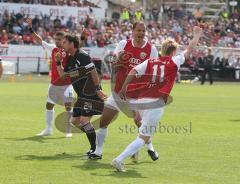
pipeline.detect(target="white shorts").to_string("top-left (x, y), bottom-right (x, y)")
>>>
top-left (105, 92), bottom-right (128, 111)
top-left (47, 84), bottom-right (74, 105)
top-left (138, 107), bottom-right (164, 136)
top-left (106, 93), bottom-right (165, 136)
top-left (105, 93), bottom-right (165, 111)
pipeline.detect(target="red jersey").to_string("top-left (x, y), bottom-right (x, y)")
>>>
top-left (114, 39), bottom-right (158, 93)
top-left (51, 48), bottom-right (71, 86)
top-left (126, 53), bottom-right (185, 99)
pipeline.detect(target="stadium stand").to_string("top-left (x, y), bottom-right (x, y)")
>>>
top-left (0, 0), bottom-right (239, 80)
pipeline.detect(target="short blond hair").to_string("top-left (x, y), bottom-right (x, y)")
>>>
top-left (160, 39), bottom-right (179, 56)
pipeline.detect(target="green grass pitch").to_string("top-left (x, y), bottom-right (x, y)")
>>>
top-left (0, 76), bottom-right (240, 184)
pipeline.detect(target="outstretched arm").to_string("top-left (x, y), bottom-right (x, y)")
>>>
top-left (184, 26), bottom-right (202, 58)
top-left (25, 18), bottom-right (42, 45)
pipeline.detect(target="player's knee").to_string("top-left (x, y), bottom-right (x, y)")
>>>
top-left (46, 103), bottom-right (54, 110)
top-left (134, 120), bottom-right (142, 128)
top-left (64, 102), bottom-right (72, 112)
top-left (139, 134), bottom-right (150, 144)
top-left (99, 117), bottom-right (108, 128)
top-left (99, 108), bottom-right (118, 128)
top-left (70, 117), bottom-right (79, 126)
top-left (65, 106), bottom-right (72, 112)
top-left (99, 114), bottom-right (114, 128)
top-left (79, 122), bottom-right (95, 133)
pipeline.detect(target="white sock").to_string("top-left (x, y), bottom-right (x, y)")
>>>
top-left (66, 111), bottom-right (72, 123)
top-left (66, 111), bottom-right (72, 133)
top-left (94, 128), bottom-right (107, 155)
top-left (145, 139), bottom-right (154, 151)
top-left (45, 109), bottom-right (54, 130)
top-left (115, 137), bottom-right (145, 163)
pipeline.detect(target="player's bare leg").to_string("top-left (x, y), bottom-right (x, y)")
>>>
top-left (64, 102), bottom-right (73, 138)
top-left (37, 102), bottom-right (55, 136)
top-left (89, 106), bottom-right (118, 159)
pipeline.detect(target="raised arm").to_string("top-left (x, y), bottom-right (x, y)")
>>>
top-left (184, 26), bottom-right (203, 58)
top-left (25, 18), bottom-right (42, 45)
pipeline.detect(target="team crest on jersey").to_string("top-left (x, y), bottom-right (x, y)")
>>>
top-left (140, 52), bottom-right (147, 60)
top-left (62, 52), bottom-right (66, 58)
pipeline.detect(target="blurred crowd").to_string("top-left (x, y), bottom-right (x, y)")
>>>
top-left (0, 3), bottom-right (240, 49)
top-left (0, 1), bottom-right (239, 80)
top-left (182, 50), bottom-right (240, 81)
top-left (0, 0), bottom-right (96, 7)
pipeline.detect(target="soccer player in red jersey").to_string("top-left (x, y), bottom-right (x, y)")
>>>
top-left (112, 26), bottom-right (203, 172)
top-left (26, 18), bottom-right (73, 137)
top-left (89, 21), bottom-right (159, 160)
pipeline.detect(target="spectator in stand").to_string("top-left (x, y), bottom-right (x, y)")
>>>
top-left (201, 48), bottom-right (214, 85)
top-left (112, 10), bottom-right (121, 23)
top-left (9, 34), bottom-right (19, 44)
top-left (41, 12), bottom-right (52, 32)
top-left (23, 33), bottom-right (33, 44)
top-left (121, 8), bottom-right (130, 23)
top-left (1, 30), bottom-right (9, 45)
top-left (32, 15), bottom-right (41, 31)
top-left (151, 5), bottom-right (160, 22)
top-left (174, 5), bottom-right (185, 20)
top-left (135, 8), bottom-right (144, 21)
top-left (53, 16), bottom-right (61, 29)
top-left (194, 7), bottom-right (203, 22)
top-left (66, 16), bottom-right (74, 31)
top-left (96, 32), bottom-right (106, 48)
top-left (233, 58), bottom-right (240, 80)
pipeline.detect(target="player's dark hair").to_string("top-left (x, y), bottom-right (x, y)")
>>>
top-left (132, 21), bottom-right (145, 30)
top-left (55, 31), bottom-right (65, 37)
top-left (64, 34), bottom-right (80, 48)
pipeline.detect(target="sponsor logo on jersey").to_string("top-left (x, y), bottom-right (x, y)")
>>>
top-left (62, 51), bottom-right (66, 58)
top-left (129, 57), bottom-right (142, 65)
top-left (140, 52), bottom-right (147, 59)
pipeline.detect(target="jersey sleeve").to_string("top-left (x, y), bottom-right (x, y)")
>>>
top-left (42, 41), bottom-right (56, 52)
top-left (134, 59), bottom-right (149, 77)
top-left (114, 40), bottom-right (127, 55)
top-left (150, 46), bottom-right (159, 59)
top-left (172, 51), bottom-right (185, 69)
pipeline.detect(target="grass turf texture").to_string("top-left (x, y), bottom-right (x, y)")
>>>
top-left (0, 75), bottom-right (240, 184)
